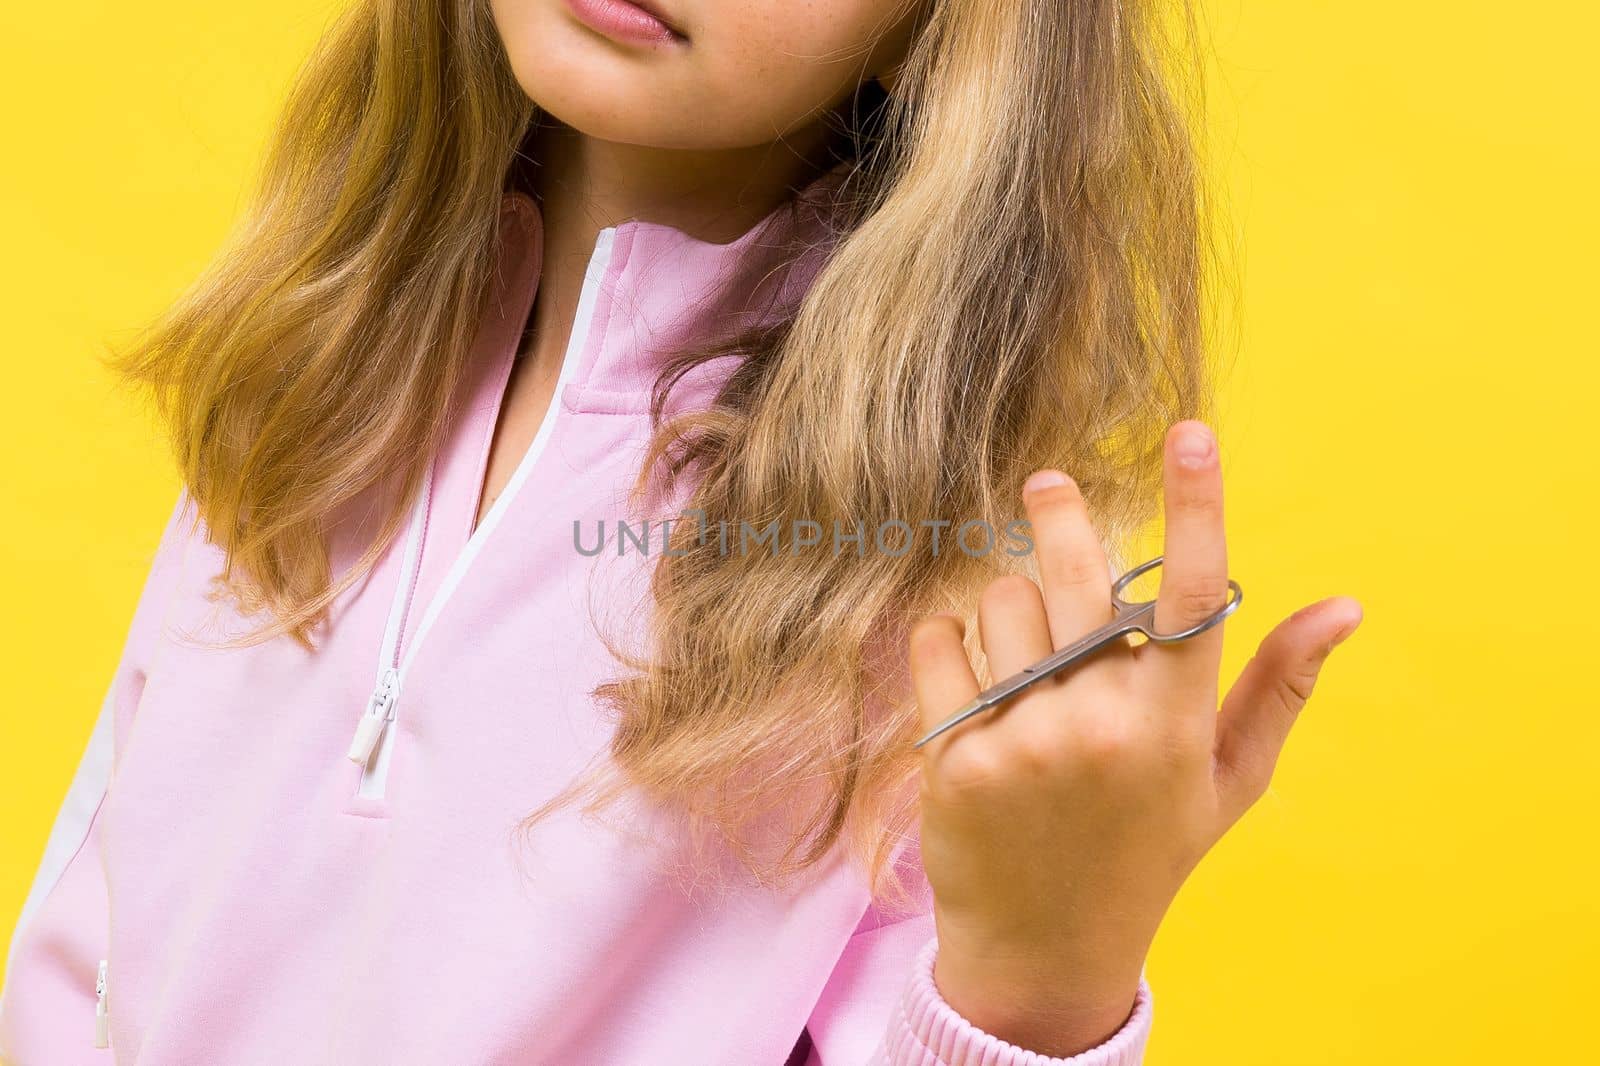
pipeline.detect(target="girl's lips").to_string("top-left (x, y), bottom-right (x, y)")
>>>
top-left (563, 0), bottom-right (686, 47)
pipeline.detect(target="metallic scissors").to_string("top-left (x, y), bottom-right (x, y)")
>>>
top-left (913, 555), bottom-right (1243, 749)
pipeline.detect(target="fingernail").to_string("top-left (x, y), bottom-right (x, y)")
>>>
top-left (1330, 601), bottom-right (1364, 645)
top-left (1307, 598), bottom-right (1363, 652)
top-left (1174, 424), bottom-right (1215, 468)
top-left (1024, 470), bottom-right (1069, 494)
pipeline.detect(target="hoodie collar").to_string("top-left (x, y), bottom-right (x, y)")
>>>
top-left (501, 165), bottom-right (849, 416)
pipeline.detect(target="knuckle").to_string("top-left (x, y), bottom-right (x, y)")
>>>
top-left (1009, 721), bottom-right (1071, 776)
top-left (1049, 554), bottom-right (1106, 590)
top-left (1274, 663), bottom-right (1320, 713)
top-left (1166, 574), bottom-right (1232, 619)
top-left (933, 740), bottom-right (1006, 797)
top-left (1172, 479), bottom-right (1224, 514)
top-left (1072, 712), bottom-right (1141, 767)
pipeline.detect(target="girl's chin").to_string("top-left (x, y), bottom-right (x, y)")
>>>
top-left (523, 91), bottom-right (782, 154)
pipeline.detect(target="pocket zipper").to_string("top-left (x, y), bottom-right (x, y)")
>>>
top-left (94, 957), bottom-right (108, 1048)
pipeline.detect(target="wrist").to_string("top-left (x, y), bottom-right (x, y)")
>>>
top-left (931, 935), bottom-right (1145, 1058)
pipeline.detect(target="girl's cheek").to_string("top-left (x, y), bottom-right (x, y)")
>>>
top-left (704, 0), bottom-right (916, 72)
top-left (702, 3), bottom-right (917, 110)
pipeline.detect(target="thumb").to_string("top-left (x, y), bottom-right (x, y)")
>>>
top-left (1213, 596), bottom-right (1363, 822)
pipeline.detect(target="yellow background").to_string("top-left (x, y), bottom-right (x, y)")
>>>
top-left (1, 2), bottom-right (1594, 1062)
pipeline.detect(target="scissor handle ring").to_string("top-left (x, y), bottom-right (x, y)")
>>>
top-left (1111, 555), bottom-right (1244, 643)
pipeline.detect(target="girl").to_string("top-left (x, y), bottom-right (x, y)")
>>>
top-left (0, 0), bottom-right (1362, 1062)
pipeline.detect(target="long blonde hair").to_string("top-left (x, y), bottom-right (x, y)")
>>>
top-left (113, 0), bottom-right (1220, 892)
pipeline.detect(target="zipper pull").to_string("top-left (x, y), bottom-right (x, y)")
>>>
top-left (94, 958), bottom-right (109, 1048)
top-left (347, 667), bottom-right (400, 764)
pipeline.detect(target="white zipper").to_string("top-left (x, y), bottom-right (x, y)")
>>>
top-left (345, 226), bottom-right (617, 798)
top-left (94, 957), bottom-right (109, 1048)
top-left (345, 468), bottom-right (432, 780)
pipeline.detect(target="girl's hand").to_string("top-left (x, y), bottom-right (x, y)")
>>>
top-left (910, 420), bottom-right (1363, 1057)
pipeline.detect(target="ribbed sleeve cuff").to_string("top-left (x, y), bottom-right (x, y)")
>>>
top-left (879, 939), bottom-right (1153, 1066)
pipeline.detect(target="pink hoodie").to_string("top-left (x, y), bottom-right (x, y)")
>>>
top-left (0, 180), bottom-right (1154, 1065)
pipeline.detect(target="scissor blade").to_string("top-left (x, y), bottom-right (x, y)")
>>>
top-left (911, 617), bottom-right (1141, 749)
top-left (912, 697), bottom-right (995, 749)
